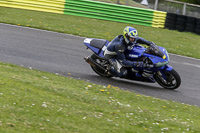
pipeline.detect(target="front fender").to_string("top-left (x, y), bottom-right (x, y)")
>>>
top-left (155, 65), bottom-right (173, 81)
top-left (164, 65), bottom-right (173, 72)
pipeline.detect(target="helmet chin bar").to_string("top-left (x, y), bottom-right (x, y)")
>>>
top-left (125, 34), bottom-right (130, 44)
top-left (125, 37), bottom-right (135, 46)
top-left (125, 33), bottom-right (136, 46)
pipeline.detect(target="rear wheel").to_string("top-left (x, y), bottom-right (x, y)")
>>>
top-left (155, 69), bottom-right (181, 90)
top-left (90, 54), bottom-right (113, 78)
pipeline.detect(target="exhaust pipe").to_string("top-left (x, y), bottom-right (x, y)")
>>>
top-left (84, 57), bottom-right (107, 72)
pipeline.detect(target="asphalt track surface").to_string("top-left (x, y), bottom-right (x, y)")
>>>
top-left (1, 23), bottom-right (200, 106)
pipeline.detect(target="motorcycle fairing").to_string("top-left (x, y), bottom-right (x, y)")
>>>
top-left (125, 45), bottom-right (146, 61)
top-left (143, 46), bottom-right (170, 67)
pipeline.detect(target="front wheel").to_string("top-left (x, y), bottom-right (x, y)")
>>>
top-left (154, 69), bottom-right (181, 90)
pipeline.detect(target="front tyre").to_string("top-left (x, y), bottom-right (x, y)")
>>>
top-left (155, 69), bottom-right (181, 90)
top-left (90, 54), bottom-right (113, 78)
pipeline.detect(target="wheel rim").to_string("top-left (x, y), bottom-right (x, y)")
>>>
top-left (156, 71), bottom-right (177, 89)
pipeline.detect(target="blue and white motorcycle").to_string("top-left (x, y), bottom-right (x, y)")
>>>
top-left (83, 38), bottom-right (181, 89)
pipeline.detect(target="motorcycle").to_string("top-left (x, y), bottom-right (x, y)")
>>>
top-left (83, 38), bottom-right (181, 90)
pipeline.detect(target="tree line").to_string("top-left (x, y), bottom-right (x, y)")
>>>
top-left (173, 0), bottom-right (200, 5)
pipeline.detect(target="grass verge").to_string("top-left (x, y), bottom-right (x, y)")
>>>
top-left (0, 7), bottom-right (200, 59)
top-left (0, 62), bottom-right (200, 132)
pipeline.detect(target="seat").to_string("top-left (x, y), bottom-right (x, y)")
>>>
top-left (90, 39), bottom-right (107, 49)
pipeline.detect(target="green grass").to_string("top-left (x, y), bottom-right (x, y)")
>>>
top-left (0, 62), bottom-right (200, 132)
top-left (0, 7), bottom-right (200, 59)
top-left (0, 5), bottom-right (200, 133)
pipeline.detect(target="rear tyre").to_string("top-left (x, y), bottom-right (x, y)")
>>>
top-left (155, 69), bottom-right (181, 90)
top-left (90, 54), bottom-right (113, 78)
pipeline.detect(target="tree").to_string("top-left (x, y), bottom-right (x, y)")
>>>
top-left (116, 0), bottom-right (120, 4)
top-left (176, 0), bottom-right (200, 5)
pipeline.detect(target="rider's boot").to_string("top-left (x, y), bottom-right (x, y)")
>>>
top-left (109, 59), bottom-right (127, 78)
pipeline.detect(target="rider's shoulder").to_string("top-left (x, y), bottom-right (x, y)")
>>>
top-left (114, 35), bottom-right (123, 40)
top-left (111, 35), bottom-right (121, 42)
top-left (117, 35), bottom-right (123, 38)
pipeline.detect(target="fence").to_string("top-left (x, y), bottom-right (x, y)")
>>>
top-left (134, 0), bottom-right (200, 18)
top-left (0, 0), bottom-right (166, 28)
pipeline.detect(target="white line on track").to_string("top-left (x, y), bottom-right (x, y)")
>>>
top-left (169, 53), bottom-right (200, 61)
top-left (171, 61), bottom-right (200, 69)
top-left (182, 62), bottom-right (200, 69)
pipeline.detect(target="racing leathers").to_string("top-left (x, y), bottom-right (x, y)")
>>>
top-left (104, 35), bottom-right (154, 77)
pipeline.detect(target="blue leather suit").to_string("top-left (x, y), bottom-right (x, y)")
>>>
top-left (104, 35), bottom-right (153, 67)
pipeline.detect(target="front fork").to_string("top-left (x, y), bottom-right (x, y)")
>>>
top-left (156, 65), bottom-right (173, 82)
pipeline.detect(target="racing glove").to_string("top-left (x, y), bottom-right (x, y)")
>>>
top-left (133, 61), bottom-right (154, 68)
top-left (133, 61), bottom-right (144, 68)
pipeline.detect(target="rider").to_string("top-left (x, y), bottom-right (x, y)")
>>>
top-left (104, 26), bottom-right (155, 77)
